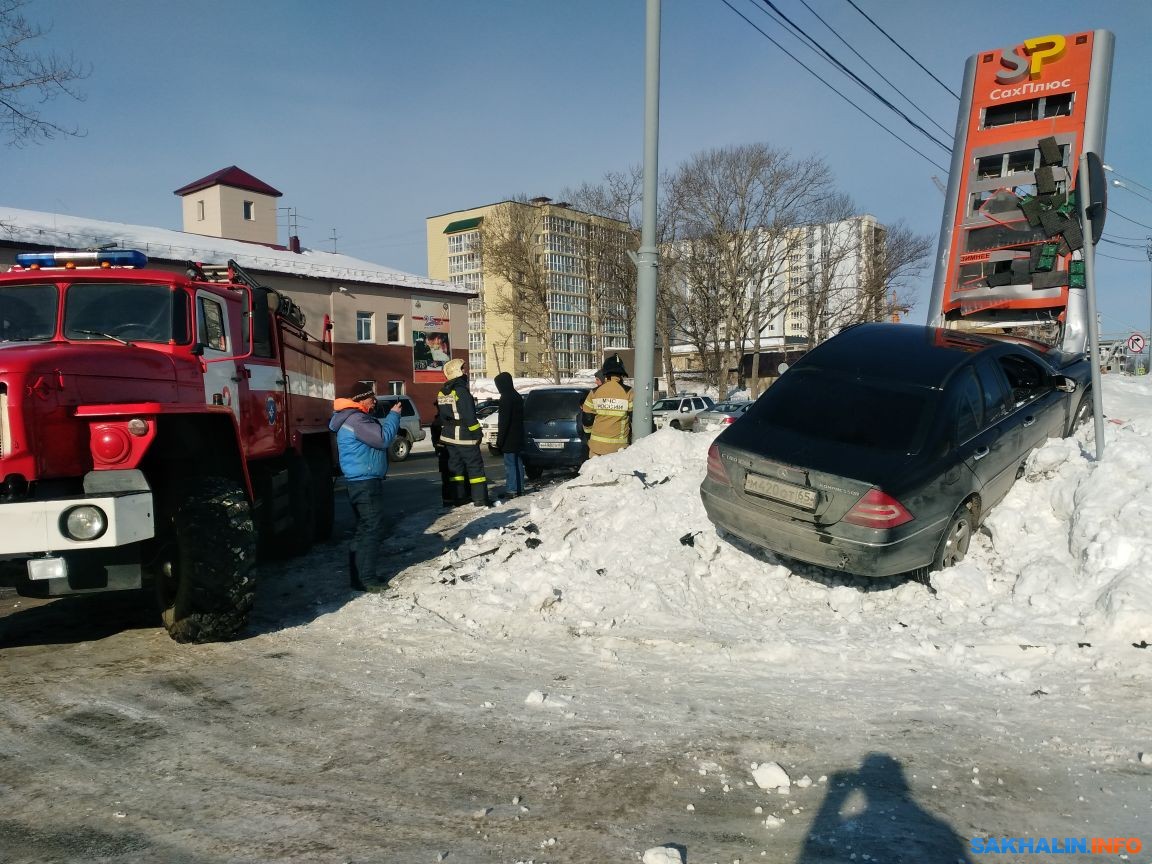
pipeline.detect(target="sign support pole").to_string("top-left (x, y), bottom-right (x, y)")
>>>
top-left (1078, 152), bottom-right (1107, 460)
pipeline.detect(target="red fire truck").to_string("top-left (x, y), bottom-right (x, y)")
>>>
top-left (0, 249), bottom-right (336, 642)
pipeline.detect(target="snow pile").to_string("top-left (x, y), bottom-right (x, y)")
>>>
top-left (391, 377), bottom-right (1152, 679)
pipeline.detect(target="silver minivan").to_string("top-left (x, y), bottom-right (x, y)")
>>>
top-left (372, 395), bottom-right (426, 461)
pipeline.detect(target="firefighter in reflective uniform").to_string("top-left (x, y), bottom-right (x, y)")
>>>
top-left (436, 358), bottom-right (491, 507)
top-left (581, 353), bottom-right (634, 457)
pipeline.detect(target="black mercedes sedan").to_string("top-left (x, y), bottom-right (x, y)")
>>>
top-left (700, 323), bottom-right (1091, 578)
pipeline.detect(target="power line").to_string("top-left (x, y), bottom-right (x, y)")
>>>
top-left (1102, 229), bottom-right (1151, 242)
top-left (1107, 167), bottom-right (1152, 196)
top-left (718, 0), bottom-right (950, 174)
top-left (842, 0), bottom-right (960, 100)
top-left (1101, 236), bottom-right (1148, 250)
top-left (750, 0), bottom-right (952, 153)
top-left (794, 0), bottom-right (953, 139)
top-left (1111, 209), bottom-right (1152, 231)
top-left (1096, 250), bottom-right (1148, 263)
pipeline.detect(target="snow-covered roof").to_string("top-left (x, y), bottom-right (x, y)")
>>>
top-left (0, 206), bottom-right (470, 296)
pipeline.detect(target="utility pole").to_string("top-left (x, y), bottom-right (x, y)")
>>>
top-left (631, 0), bottom-right (661, 441)
top-left (1146, 238), bottom-right (1152, 374)
top-left (329, 229), bottom-right (339, 254)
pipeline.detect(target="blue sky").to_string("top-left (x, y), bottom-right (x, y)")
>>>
top-left (4, 0), bottom-right (1152, 338)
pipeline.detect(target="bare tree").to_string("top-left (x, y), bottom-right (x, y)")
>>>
top-left (1, 0), bottom-right (88, 145)
top-left (859, 219), bottom-right (933, 322)
top-left (666, 143), bottom-right (835, 394)
top-left (789, 194), bottom-right (862, 349)
top-left (788, 204), bottom-right (934, 347)
top-left (565, 167), bottom-right (683, 388)
top-left (478, 197), bottom-right (562, 383)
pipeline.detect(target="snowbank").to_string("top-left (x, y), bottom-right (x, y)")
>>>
top-left (390, 377), bottom-right (1152, 682)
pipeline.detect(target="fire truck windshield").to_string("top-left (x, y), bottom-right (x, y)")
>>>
top-left (64, 283), bottom-right (189, 345)
top-left (0, 284), bottom-right (57, 343)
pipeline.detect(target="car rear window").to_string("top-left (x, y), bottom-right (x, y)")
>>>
top-left (524, 390), bottom-right (587, 422)
top-left (748, 370), bottom-right (935, 453)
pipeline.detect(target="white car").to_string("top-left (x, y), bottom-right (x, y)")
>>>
top-left (480, 409), bottom-right (500, 451)
top-left (695, 400), bottom-right (753, 434)
top-left (651, 394), bottom-right (716, 431)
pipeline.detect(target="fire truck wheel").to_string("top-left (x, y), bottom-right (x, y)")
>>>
top-left (158, 477), bottom-right (257, 644)
top-left (389, 434), bottom-right (411, 462)
top-left (308, 449), bottom-right (335, 542)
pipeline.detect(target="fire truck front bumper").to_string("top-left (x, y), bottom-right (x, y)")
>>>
top-left (0, 491), bottom-right (154, 557)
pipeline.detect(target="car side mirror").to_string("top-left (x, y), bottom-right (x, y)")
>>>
top-left (1053, 375), bottom-right (1077, 393)
top-left (681, 405), bottom-right (691, 413)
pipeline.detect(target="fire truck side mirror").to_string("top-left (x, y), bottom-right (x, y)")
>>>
top-left (190, 342), bottom-right (205, 357)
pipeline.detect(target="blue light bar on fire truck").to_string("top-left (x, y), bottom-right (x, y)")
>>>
top-left (15, 249), bottom-right (148, 269)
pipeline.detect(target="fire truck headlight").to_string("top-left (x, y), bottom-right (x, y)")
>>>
top-left (62, 505), bottom-right (108, 541)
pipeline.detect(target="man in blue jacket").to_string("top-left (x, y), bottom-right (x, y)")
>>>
top-left (330, 386), bottom-right (402, 591)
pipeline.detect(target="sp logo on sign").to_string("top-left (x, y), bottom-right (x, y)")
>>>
top-left (996, 34), bottom-right (1067, 84)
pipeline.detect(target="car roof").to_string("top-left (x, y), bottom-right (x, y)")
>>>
top-left (798, 323), bottom-right (1012, 388)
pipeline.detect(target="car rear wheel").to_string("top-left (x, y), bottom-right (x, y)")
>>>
top-left (525, 465), bottom-right (544, 480)
top-left (390, 433), bottom-right (411, 461)
top-left (932, 499), bottom-right (977, 572)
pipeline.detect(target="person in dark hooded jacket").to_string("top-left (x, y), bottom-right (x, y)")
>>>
top-left (493, 371), bottom-right (526, 497)
top-left (329, 387), bottom-right (402, 590)
top-left (436, 358), bottom-right (490, 507)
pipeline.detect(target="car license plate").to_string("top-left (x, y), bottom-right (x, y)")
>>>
top-left (744, 472), bottom-right (818, 510)
top-left (537, 440), bottom-right (565, 450)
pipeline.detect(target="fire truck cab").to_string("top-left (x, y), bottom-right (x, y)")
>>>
top-left (0, 249), bottom-right (336, 642)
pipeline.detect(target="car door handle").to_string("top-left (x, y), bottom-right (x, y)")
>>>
top-left (972, 445), bottom-right (990, 461)
top-left (1023, 416), bottom-right (1036, 427)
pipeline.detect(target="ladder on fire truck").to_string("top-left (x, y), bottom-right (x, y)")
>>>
top-left (185, 259), bottom-right (307, 330)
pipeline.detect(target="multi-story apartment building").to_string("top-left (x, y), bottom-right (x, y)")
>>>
top-left (426, 197), bottom-right (633, 379)
top-left (773, 215), bottom-right (886, 343)
top-left (666, 215), bottom-right (889, 381)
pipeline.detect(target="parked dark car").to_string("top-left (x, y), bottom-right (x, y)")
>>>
top-left (522, 386), bottom-right (591, 479)
top-left (700, 323), bottom-right (1091, 578)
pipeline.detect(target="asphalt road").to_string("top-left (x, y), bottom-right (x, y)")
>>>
top-left (365, 439), bottom-right (509, 521)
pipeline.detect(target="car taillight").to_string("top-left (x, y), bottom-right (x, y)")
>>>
top-left (706, 443), bottom-right (730, 486)
top-left (842, 489), bottom-right (913, 528)
top-left (721, 416), bottom-right (735, 425)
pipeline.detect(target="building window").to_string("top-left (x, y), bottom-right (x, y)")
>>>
top-left (243, 200), bottom-right (255, 221)
top-left (196, 200), bottom-right (205, 221)
top-left (387, 380), bottom-right (404, 395)
top-left (519, 351), bottom-right (528, 362)
top-left (356, 311), bottom-right (374, 343)
top-left (386, 313), bottom-right (402, 344)
top-left (518, 331), bottom-right (527, 342)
